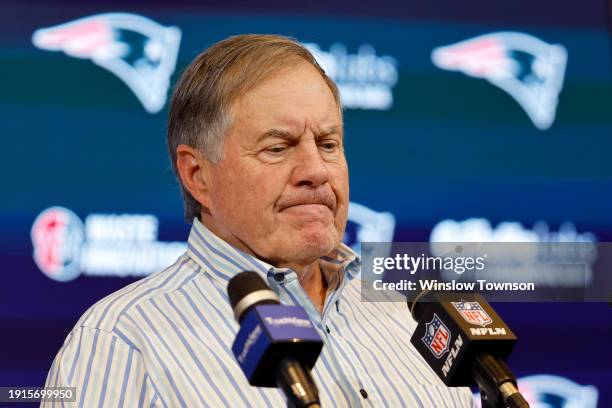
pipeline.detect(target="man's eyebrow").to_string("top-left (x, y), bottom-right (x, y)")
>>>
top-left (257, 125), bottom-right (343, 144)
top-left (317, 125), bottom-right (343, 140)
top-left (257, 128), bottom-right (298, 143)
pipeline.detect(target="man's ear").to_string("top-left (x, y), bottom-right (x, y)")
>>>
top-left (176, 144), bottom-right (213, 210)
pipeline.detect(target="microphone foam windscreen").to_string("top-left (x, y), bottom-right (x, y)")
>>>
top-left (227, 271), bottom-right (270, 311)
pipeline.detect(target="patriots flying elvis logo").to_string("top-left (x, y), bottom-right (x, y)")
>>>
top-left (32, 13), bottom-right (181, 114)
top-left (431, 32), bottom-right (567, 130)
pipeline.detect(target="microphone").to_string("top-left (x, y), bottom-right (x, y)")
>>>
top-left (408, 291), bottom-right (529, 408)
top-left (227, 271), bottom-right (323, 408)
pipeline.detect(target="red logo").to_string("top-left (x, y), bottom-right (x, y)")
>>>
top-left (422, 313), bottom-right (451, 358)
top-left (31, 207), bottom-right (84, 281)
top-left (452, 300), bottom-right (493, 327)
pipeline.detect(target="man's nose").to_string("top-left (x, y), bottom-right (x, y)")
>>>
top-left (290, 140), bottom-right (330, 188)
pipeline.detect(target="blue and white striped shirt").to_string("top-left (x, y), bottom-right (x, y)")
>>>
top-left (44, 219), bottom-right (474, 407)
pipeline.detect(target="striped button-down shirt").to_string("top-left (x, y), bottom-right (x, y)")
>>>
top-left (44, 219), bottom-right (474, 407)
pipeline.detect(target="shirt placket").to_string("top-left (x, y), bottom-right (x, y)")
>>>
top-left (323, 279), bottom-right (378, 407)
top-left (270, 269), bottom-right (374, 407)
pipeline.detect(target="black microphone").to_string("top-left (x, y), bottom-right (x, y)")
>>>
top-left (228, 271), bottom-right (323, 408)
top-left (408, 291), bottom-right (529, 408)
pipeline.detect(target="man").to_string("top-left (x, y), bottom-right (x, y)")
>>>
top-left (44, 34), bottom-right (474, 407)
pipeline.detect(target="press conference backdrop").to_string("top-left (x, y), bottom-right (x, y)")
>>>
top-left (1, 0), bottom-right (611, 406)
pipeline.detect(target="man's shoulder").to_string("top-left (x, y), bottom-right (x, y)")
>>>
top-left (74, 253), bottom-right (200, 333)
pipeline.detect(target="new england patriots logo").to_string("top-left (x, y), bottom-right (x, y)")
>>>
top-left (32, 13), bottom-right (181, 114)
top-left (431, 32), bottom-right (567, 130)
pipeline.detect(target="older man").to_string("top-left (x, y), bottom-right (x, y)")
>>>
top-left (44, 34), bottom-right (473, 407)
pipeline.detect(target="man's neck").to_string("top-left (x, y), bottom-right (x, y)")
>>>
top-left (199, 214), bottom-right (331, 312)
top-left (284, 261), bottom-right (328, 314)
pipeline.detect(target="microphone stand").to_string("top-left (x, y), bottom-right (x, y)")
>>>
top-left (471, 353), bottom-right (529, 408)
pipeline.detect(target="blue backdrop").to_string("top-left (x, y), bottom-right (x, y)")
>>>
top-left (1, 1), bottom-right (610, 406)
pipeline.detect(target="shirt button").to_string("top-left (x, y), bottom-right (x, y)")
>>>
top-left (359, 389), bottom-right (368, 399)
top-left (273, 273), bottom-right (284, 282)
top-left (325, 325), bottom-right (331, 334)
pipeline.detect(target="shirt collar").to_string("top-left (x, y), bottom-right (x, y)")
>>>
top-left (186, 218), bottom-right (361, 292)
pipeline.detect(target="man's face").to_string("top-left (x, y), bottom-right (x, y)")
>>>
top-left (203, 62), bottom-right (348, 267)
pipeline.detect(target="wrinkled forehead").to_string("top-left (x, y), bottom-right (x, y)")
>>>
top-left (228, 63), bottom-right (343, 139)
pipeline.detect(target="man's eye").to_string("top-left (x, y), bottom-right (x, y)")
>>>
top-left (319, 141), bottom-right (339, 152)
top-left (265, 145), bottom-right (288, 154)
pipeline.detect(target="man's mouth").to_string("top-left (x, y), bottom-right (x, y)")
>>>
top-left (280, 203), bottom-right (332, 212)
top-left (277, 203), bottom-right (336, 224)
top-left (277, 192), bottom-right (336, 212)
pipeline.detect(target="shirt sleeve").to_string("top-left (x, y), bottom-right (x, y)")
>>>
top-left (42, 326), bottom-right (164, 407)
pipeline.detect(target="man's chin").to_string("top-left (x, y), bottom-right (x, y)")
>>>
top-left (266, 224), bottom-right (340, 262)
top-left (293, 228), bottom-right (338, 258)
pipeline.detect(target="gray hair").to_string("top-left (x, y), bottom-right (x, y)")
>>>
top-left (167, 34), bottom-right (341, 222)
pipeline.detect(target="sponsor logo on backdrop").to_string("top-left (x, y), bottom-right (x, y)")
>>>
top-left (422, 313), bottom-right (451, 358)
top-left (304, 43), bottom-right (398, 110)
top-left (430, 218), bottom-right (596, 244)
top-left (472, 374), bottom-right (599, 407)
top-left (429, 218), bottom-right (597, 243)
top-left (451, 300), bottom-right (493, 327)
top-left (31, 206), bottom-right (186, 281)
top-left (432, 32), bottom-right (567, 130)
top-left (429, 218), bottom-right (597, 286)
top-left (32, 13), bottom-right (181, 114)
top-left (32, 202), bottom-right (389, 281)
top-left (31, 207), bottom-right (85, 282)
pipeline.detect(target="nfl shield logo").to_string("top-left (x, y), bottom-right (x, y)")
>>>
top-left (422, 313), bottom-right (451, 358)
top-left (451, 300), bottom-right (493, 327)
